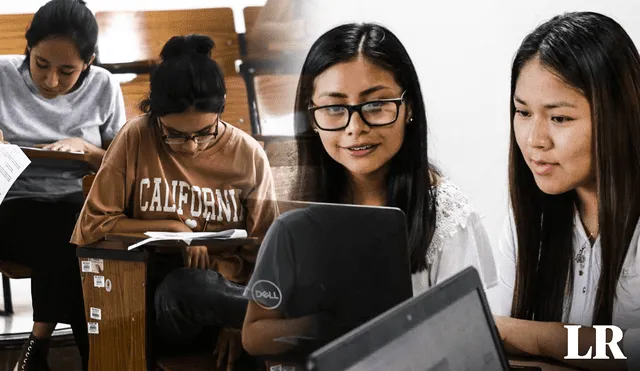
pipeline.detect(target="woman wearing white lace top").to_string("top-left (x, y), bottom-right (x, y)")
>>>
top-left (493, 12), bottom-right (640, 371)
top-left (241, 23), bottom-right (497, 360)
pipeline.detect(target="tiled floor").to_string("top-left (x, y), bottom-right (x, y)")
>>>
top-left (0, 278), bottom-right (82, 371)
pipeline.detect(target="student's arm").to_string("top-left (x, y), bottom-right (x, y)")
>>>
top-left (428, 184), bottom-right (498, 289)
top-left (243, 302), bottom-right (316, 355)
top-left (495, 316), bottom-right (629, 370)
top-left (39, 75), bottom-right (126, 171)
top-left (432, 209), bottom-right (498, 289)
top-left (241, 217), bottom-right (306, 355)
top-left (71, 119), bottom-right (174, 246)
top-left (494, 211), bottom-right (518, 315)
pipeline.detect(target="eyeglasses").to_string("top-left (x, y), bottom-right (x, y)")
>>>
top-left (158, 116), bottom-right (220, 145)
top-left (308, 91), bottom-right (406, 131)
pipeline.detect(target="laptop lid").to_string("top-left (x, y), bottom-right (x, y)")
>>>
top-left (306, 267), bottom-right (511, 371)
top-left (261, 201), bottom-right (413, 346)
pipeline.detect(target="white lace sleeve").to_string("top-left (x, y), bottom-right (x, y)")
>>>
top-left (411, 180), bottom-right (498, 296)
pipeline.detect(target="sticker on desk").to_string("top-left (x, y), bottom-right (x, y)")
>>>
top-left (81, 260), bottom-right (101, 274)
top-left (81, 261), bottom-right (94, 273)
top-left (269, 365), bottom-right (282, 371)
top-left (88, 322), bottom-right (99, 334)
top-left (105, 279), bottom-right (112, 292)
top-left (282, 367), bottom-right (296, 371)
top-left (94, 275), bottom-right (105, 288)
top-left (90, 307), bottom-right (101, 320)
top-left (89, 258), bottom-right (104, 271)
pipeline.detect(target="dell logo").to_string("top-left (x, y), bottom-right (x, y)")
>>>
top-left (251, 280), bottom-right (283, 310)
top-left (564, 325), bottom-right (627, 360)
top-left (255, 290), bottom-right (280, 300)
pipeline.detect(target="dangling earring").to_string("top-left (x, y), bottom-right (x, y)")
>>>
top-left (313, 128), bottom-right (319, 133)
top-left (408, 117), bottom-right (414, 123)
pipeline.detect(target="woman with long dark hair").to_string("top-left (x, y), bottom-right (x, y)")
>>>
top-left (242, 22), bottom-right (497, 364)
top-left (72, 35), bottom-right (278, 370)
top-left (0, 0), bottom-right (126, 369)
top-left (494, 12), bottom-right (640, 370)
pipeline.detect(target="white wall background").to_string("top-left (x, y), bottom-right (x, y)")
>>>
top-left (2, 0), bottom-right (639, 308)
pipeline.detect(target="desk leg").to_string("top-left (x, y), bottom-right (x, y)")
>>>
top-left (78, 249), bottom-right (148, 371)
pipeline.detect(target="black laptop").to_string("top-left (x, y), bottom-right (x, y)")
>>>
top-left (306, 267), bottom-right (541, 371)
top-left (262, 201), bottom-right (414, 361)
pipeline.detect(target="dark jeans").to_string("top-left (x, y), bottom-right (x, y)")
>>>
top-left (0, 196), bottom-right (88, 370)
top-left (154, 267), bottom-right (249, 350)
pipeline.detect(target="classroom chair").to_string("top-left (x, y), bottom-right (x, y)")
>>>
top-left (117, 73), bottom-right (251, 134)
top-left (0, 13), bottom-right (32, 55)
top-left (94, 8), bottom-right (240, 77)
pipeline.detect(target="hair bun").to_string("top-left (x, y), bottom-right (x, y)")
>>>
top-left (160, 34), bottom-right (215, 61)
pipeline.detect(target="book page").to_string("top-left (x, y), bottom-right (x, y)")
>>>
top-left (0, 144), bottom-right (31, 204)
top-left (127, 229), bottom-right (248, 250)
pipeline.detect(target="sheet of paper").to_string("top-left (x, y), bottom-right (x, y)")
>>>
top-left (19, 146), bottom-right (84, 155)
top-left (0, 144), bottom-right (31, 204)
top-left (127, 229), bottom-right (248, 250)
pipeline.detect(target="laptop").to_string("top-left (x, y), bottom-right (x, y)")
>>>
top-left (306, 267), bottom-right (541, 371)
top-left (263, 201), bottom-right (414, 360)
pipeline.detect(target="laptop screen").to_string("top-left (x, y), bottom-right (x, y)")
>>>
top-left (343, 290), bottom-right (503, 371)
top-left (307, 267), bottom-right (511, 371)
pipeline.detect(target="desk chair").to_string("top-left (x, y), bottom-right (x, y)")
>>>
top-left (0, 13), bottom-right (31, 55)
top-left (95, 8), bottom-right (240, 77)
top-left (239, 6), bottom-right (262, 58)
top-left (117, 73), bottom-right (251, 134)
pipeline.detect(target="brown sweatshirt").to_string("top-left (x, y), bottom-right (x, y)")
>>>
top-left (71, 115), bottom-right (278, 284)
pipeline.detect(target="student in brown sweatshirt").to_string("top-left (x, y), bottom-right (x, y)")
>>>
top-left (71, 35), bottom-right (278, 370)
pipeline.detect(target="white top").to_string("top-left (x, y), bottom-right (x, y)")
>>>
top-left (411, 179), bottom-right (498, 295)
top-left (494, 209), bottom-right (640, 329)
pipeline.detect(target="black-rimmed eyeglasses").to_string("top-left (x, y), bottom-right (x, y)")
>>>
top-left (308, 91), bottom-right (406, 131)
top-left (158, 115), bottom-right (220, 145)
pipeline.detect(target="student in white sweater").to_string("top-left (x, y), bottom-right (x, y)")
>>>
top-left (242, 23), bottom-right (497, 362)
top-left (493, 12), bottom-right (640, 371)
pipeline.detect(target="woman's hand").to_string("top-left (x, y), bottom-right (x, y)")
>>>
top-left (36, 137), bottom-right (88, 153)
top-left (215, 327), bottom-right (242, 371)
top-left (183, 245), bottom-right (210, 270)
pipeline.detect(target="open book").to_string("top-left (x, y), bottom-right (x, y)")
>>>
top-left (19, 146), bottom-right (84, 155)
top-left (127, 229), bottom-right (248, 250)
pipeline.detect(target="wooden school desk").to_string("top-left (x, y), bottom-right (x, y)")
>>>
top-left (76, 233), bottom-right (259, 371)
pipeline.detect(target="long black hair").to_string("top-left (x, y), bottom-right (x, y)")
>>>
top-left (140, 34), bottom-right (226, 125)
top-left (293, 23), bottom-right (438, 274)
top-left (509, 12), bottom-right (640, 324)
top-left (22, 0), bottom-right (98, 87)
